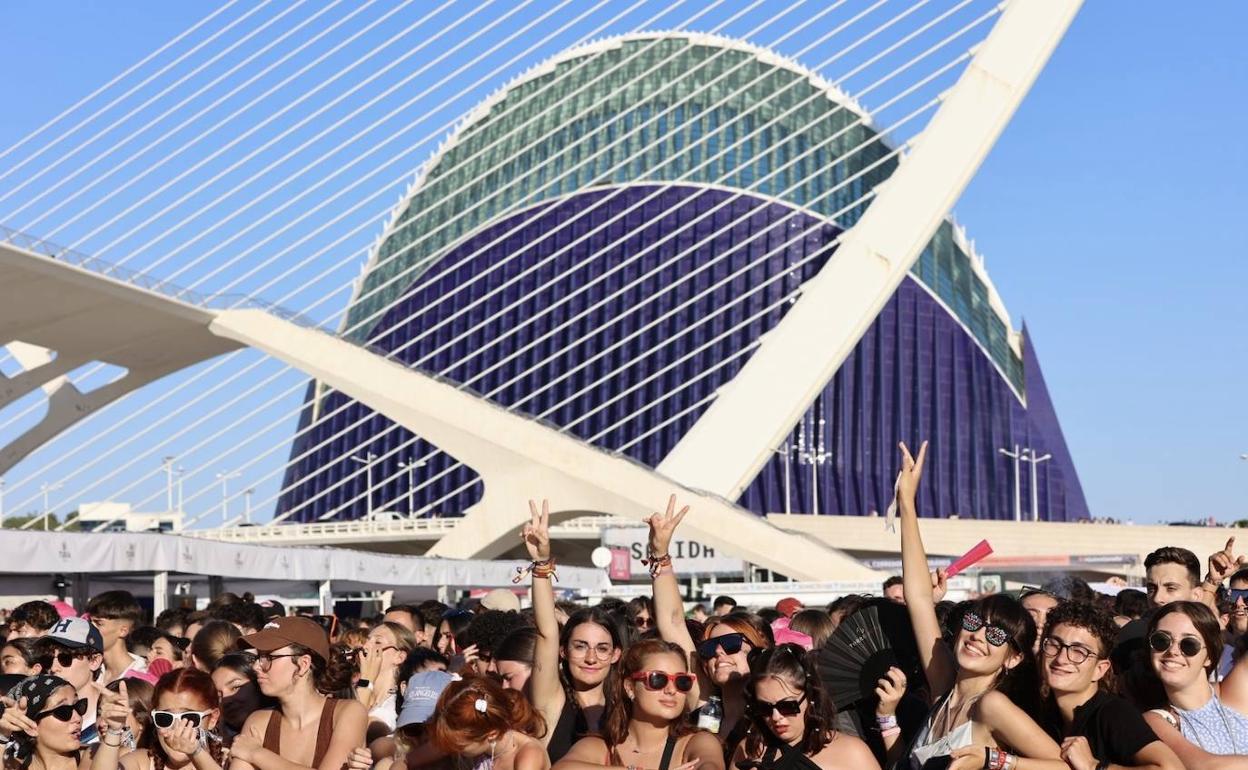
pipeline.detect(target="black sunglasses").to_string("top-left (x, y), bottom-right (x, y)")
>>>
top-left (630, 671), bottom-right (695, 692)
top-left (750, 693), bottom-right (806, 717)
top-left (1149, 631), bottom-right (1203, 658)
top-left (697, 632), bottom-right (748, 659)
top-left (37, 699), bottom-right (88, 722)
top-left (961, 612), bottom-right (1011, 648)
top-left (41, 650), bottom-right (91, 669)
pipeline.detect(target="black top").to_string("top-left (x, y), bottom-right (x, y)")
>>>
top-left (546, 699), bottom-right (589, 764)
top-left (1065, 690), bottom-right (1159, 765)
top-left (736, 740), bottom-right (822, 770)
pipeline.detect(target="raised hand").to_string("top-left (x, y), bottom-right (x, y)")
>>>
top-left (99, 680), bottom-right (131, 732)
top-left (1208, 537), bottom-right (1245, 586)
top-left (158, 716), bottom-right (201, 757)
top-left (931, 567), bottom-right (949, 602)
top-left (521, 499), bottom-right (551, 562)
top-left (0, 696), bottom-right (38, 739)
top-left (873, 666), bottom-right (907, 717)
top-left (896, 441), bottom-right (928, 510)
top-left (645, 494), bottom-right (689, 557)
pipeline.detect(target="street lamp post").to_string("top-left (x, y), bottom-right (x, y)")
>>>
top-left (162, 456), bottom-right (176, 512)
top-left (0, 478), bottom-right (5, 528)
top-left (40, 481), bottom-right (64, 531)
top-left (243, 488), bottom-right (254, 524)
top-left (998, 445), bottom-right (1023, 522)
top-left (350, 453), bottom-right (377, 518)
top-left (1022, 449), bottom-right (1053, 521)
top-left (215, 471), bottom-right (241, 525)
top-left (399, 457), bottom-right (426, 517)
top-left (176, 467), bottom-right (185, 513)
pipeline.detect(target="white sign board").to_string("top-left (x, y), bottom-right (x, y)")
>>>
top-left (600, 527), bottom-right (745, 577)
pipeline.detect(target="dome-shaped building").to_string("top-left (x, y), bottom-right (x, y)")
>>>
top-left (276, 33), bottom-right (1088, 525)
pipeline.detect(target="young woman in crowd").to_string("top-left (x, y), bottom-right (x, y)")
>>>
top-left (494, 628), bottom-right (537, 693)
top-left (434, 611), bottom-right (473, 660)
top-left (554, 639), bottom-right (722, 770)
top-left (188, 622), bottom-right (242, 673)
top-left (647, 496), bottom-right (772, 758)
top-left (1, 639), bottom-right (42, 676)
top-left (1, 675), bottom-right (85, 770)
top-left (523, 501), bottom-right (625, 761)
top-left (786, 612), bottom-right (833, 652)
top-left (93, 670), bottom-right (225, 770)
top-left (356, 622), bottom-right (418, 735)
top-left (430, 675), bottom-right (548, 770)
top-left (210, 652), bottom-right (270, 745)
top-left (735, 644), bottom-right (878, 770)
top-left (101, 677), bottom-right (154, 756)
top-left (229, 616), bottom-right (367, 770)
top-left (1141, 600), bottom-right (1248, 765)
top-left (892, 441), bottom-right (1068, 770)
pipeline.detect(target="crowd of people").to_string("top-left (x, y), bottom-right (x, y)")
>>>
top-left (1, 442), bottom-right (1247, 770)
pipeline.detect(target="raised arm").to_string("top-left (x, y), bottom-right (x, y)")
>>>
top-left (91, 683), bottom-right (132, 770)
top-left (648, 495), bottom-right (704, 708)
top-left (524, 499), bottom-right (568, 742)
top-left (896, 440), bottom-right (955, 698)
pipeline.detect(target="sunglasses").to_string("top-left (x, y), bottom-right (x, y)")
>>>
top-left (1230, 588), bottom-right (1248, 604)
top-left (635, 616), bottom-right (653, 629)
top-left (961, 612), bottom-right (1011, 648)
top-left (41, 650), bottom-right (91, 669)
top-left (152, 710), bottom-right (212, 729)
top-left (750, 693), bottom-right (806, 717)
top-left (37, 699), bottom-right (88, 722)
top-left (1149, 631), bottom-right (1203, 658)
top-left (630, 671), bottom-right (695, 692)
top-left (697, 633), bottom-right (748, 659)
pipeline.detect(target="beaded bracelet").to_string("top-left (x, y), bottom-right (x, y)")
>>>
top-left (875, 715), bottom-right (898, 730)
top-left (512, 557), bottom-right (558, 583)
top-left (642, 551), bottom-right (672, 578)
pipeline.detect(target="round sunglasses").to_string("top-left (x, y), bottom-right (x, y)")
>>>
top-left (37, 699), bottom-right (88, 722)
top-left (630, 671), bottom-right (695, 692)
top-left (696, 632), bottom-right (748, 659)
top-left (960, 611), bottom-right (1011, 648)
top-left (1149, 631), bottom-right (1203, 658)
top-left (749, 692), bottom-right (806, 717)
top-left (152, 710), bottom-right (212, 729)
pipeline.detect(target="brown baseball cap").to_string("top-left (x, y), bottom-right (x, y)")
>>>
top-left (240, 616), bottom-right (330, 663)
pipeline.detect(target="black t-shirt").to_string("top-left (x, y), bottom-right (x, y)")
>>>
top-left (1067, 690), bottom-right (1159, 765)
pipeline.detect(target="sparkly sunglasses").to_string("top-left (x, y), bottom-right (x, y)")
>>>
top-left (960, 611), bottom-right (1011, 648)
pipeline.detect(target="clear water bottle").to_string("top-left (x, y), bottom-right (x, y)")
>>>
top-left (697, 695), bottom-right (723, 734)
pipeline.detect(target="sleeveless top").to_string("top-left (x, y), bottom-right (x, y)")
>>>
top-left (907, 694), bottom-right (981, 770)
top-left (736, 740), bottom-right (822, 770)
top-left (262, 699), bottom-right (338, 769)
top-left (608, 735), bottom-right (679, 770)
top-left (546, 699), bottom-right (589, 763)
top-left (1152, 694), bottom-right (1248, 756)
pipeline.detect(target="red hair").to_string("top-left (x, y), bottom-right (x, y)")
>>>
top-left (702, 614), bottom-right (770, 650)
top-left (431, 675), bottom-right (544, 754)
top-left (141, 669), bottom-right (223, 770)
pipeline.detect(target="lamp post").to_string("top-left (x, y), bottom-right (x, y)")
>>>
top-left (399, 457), bottom-right (426, 517)
top-left (0, 478), bottom-right (5, 528)
top-left (350, 453), bottom-right (377, 518)
top-left (40, 481), bottom-right (64, 531)
top-left (243, 488), bottom-right (254, 524)
top-left (176, 467), bottom-right (185, 513)
top-left (162, 456), bottom-right (176, 512)
top-left (1022, 449), bottom-right (1053, 521)
top-left (215, 471), bottom-right (241, 525)
top-left (998, 445), bottom-right (1023, 522)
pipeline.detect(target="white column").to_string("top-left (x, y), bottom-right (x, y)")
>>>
top-left (153, 571), bottom-right (169, 617)
top-left (318, 580), bottom-right (333, 615)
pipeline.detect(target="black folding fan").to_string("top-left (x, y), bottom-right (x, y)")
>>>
top-left (816, 600), bottom-right (925, 710)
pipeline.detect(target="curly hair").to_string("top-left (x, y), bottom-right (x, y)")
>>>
top-left (1042, 600), bottom-right (1118, 692)
top-left (601, 639), bottom-right (693, 748)
top-left (744, 644), bottom-right (835, 757)
top-left (459, 610), bottom-right (531, 658)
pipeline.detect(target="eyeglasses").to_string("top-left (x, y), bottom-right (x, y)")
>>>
top-left (630, 671), bottom-right (695, 692)
top-left (961, 612), bottom-right (1011, 648)
top-left (696, 632), bottom-right (748, 659)
top-left (36, 699), bottom-right (88, 722)
top-left (567, 641), bottom-right (614, 658)
top-left (152, 710), bottom-right (212, 729)
top-left (635, 616), bottom-right (653, 630)
top-left (256, 652), bottom-right (303, 670)
top-left (750, 693), bottom-right (806, 717)
top-left (1040, 637), bottom-right (1099, 665)
top-left (1149, 631), bottom-right (1203, 658)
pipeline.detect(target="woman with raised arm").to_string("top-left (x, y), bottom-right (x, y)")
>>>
top-left (524, 500), bottom-right (623, 763)
top-left (648, 495), bottom-right (770, 760)
top-left (227, 617), bottom-right (366, 770)
top-left (2, 676), bottom-right (86, 770)
top-left (553, 639), bottom-right (723, 770)
top-left (93, 670), bottom-right (226, 770)
top-left (1139, 601), bottom-right (1248, 768)
top-left (733, 645), bottom-right (879, 770)
top-left (891, 441), bottom-right (1066, 770)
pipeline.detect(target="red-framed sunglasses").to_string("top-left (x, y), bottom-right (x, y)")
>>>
top-left (630, 671), bottom-right (695, 692)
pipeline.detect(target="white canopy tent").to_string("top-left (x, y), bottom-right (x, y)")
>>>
top-left (0, 530), bottom-right (610, 612)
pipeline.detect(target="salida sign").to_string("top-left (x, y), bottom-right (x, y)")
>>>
top-left (600, 527), bottom-right (745, 576)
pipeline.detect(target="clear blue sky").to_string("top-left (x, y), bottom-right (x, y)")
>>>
top-left (0, 1), bottom-right (1244, 525)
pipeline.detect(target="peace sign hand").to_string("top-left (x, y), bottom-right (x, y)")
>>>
top-left (896, 441), bottom-right (928, 509)
top-left (522, 499), bottom-right (551, 562)
top-left (646, 494), bottom-right (689, 557)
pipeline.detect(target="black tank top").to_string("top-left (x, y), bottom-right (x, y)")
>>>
top-left (546, 699), bottom-right (589, 763)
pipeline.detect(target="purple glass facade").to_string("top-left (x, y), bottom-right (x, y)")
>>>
top-left (277, 184), bottom-right (1089, 523)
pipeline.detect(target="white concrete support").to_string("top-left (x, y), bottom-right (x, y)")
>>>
top-left (319, 580), bottom-right (333, 614)
top-left (209, 309), bottom-right (881, 581)
top-left (657, 0), bottom-right (1083, 500)
top-left (152, 571), bottom-right (170, 616)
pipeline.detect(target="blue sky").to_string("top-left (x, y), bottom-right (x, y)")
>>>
top-left (0, 1), bottom-right (1244, 525)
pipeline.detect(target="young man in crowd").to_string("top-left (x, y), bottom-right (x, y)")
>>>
top-left (711, 595), bottom-right (737, 616)
top-left (1040, 601), bottom-right (1182, 770)
top-left (85, 589), bottom-right (147, 681)
top-left (6, 600), bottom-right (59, 638)
top-left (38, 616), bottom-right (107, 745)
top-left (882, 575), bottom-right (905, 604)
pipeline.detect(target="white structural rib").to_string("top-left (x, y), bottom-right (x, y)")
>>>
top-left (657, 0), bottom-right (1082, 499)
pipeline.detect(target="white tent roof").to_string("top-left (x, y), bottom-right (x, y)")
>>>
top-left (0, 530), bottom-right (609, 593)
